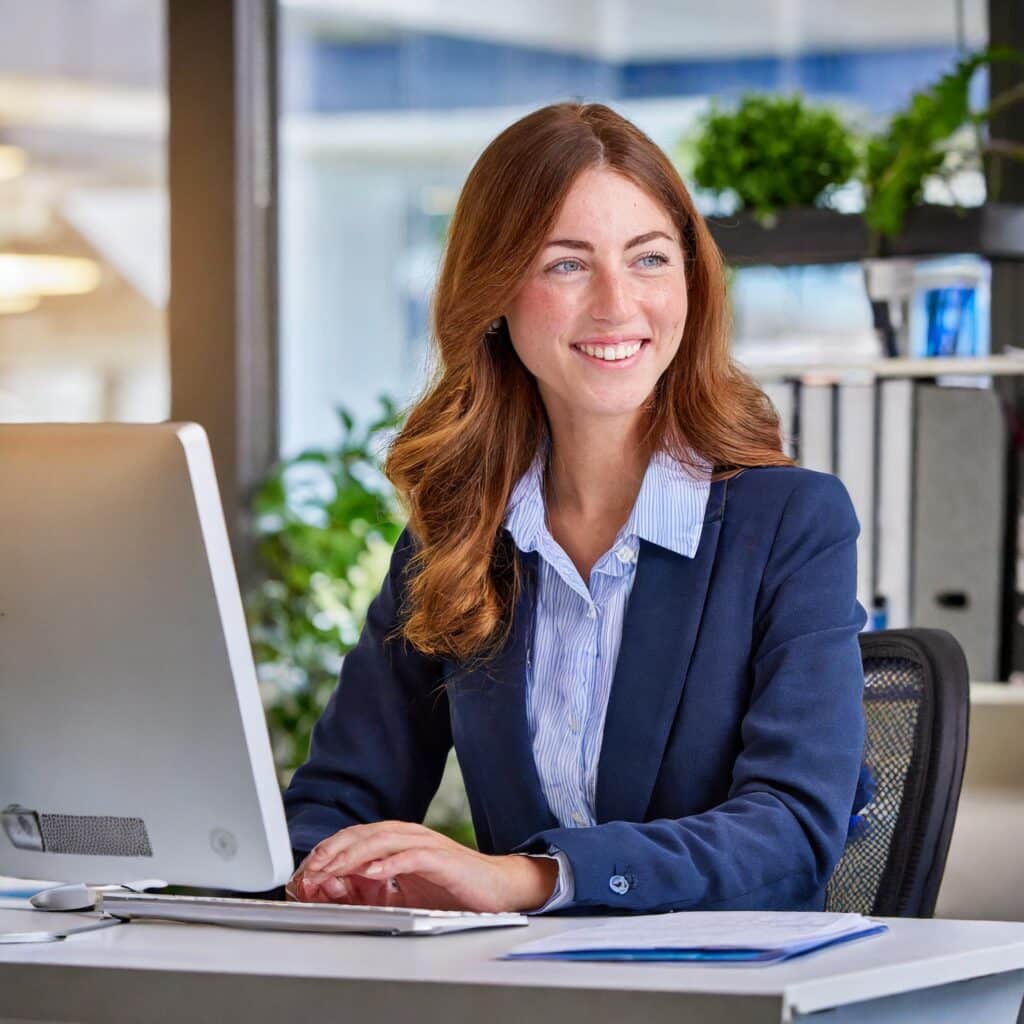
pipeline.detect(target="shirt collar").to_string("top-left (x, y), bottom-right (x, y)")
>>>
top-left (504, 444), bottom-right (712, 560)
top-left (504, 448), bottom-right (548, 556)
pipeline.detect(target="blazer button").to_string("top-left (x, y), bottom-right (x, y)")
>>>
top-left (608, 874), bottom-right (630, 895)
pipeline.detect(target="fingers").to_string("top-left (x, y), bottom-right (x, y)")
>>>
top-left (317, 875), bottom-right (357, 903)
top-left (308, 822), bottom-right (446, 878)
top-left (294, 841), bottom-right (504, 913)
top-left (290, 869), bottom-right (358, 904)
top-left (361, 846), bottom-right (444, 882)
top-left (304, 821), bottom-right (422, 872)
top-left (286, 857), bottom-right (345, 903)
top-left (293, 822), bottom-right (462, 910)
top-left (286, 871), bottom-right (322, 903)
top-left (286, 851), bottom-right (312, 901)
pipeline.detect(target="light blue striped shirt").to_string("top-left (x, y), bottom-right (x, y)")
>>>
top-left (504, 445), bottom-right (712, 911)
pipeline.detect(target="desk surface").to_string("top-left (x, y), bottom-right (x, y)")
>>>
top-left (2, 900), bottom-right (1024, 1023)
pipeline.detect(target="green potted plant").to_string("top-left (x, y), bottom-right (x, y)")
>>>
top-left (244, 398), bottom-right (476, 847)
top-left (863, 45), bottom-right (1024, 241)
top-left (688, 92), bottom-right (860, 225)
top-left (686, 47), bottom-right (1024, 264)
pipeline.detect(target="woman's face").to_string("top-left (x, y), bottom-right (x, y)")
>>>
top-left (503, 165), bottom-right (687, 433)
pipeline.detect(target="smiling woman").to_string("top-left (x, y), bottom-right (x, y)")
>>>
top-left (283, 102), bottom-right (869, 918)
top-left (387, 102), bottom-right (792, 660)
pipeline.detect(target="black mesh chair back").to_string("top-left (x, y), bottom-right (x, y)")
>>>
top-left (825, 628), bottom-right (969, 917)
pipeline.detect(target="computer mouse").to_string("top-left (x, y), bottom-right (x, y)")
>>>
top-left (29, 883), bottom-right (98, 912)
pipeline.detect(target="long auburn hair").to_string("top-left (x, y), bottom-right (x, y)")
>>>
top-left (385, 101), bottom-right (793, 663)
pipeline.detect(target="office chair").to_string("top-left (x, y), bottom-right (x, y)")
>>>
top-left (825, 628), bottom-right (970, 918)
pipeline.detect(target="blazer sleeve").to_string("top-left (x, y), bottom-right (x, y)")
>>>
top-left (510, 471), bottom-right (868, 912)
top-left (283, 527), bottom-right (452, 860)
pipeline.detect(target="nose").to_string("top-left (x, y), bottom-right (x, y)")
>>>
top-left (588, 264), bottom-right (636, 324)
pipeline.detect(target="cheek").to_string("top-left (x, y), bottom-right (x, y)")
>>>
top-left (509, 281), bottom-right (576, 368)
top-left (518, 279), bottom-right (575, 329)
top-left (654, 285), bottom-right (688, 346)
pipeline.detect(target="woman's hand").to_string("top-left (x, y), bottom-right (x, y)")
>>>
top-left (285, 821), bottom-right (558, 913)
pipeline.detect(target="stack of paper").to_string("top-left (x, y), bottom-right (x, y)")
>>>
top-left (503, 911), bottom-right (887, 964)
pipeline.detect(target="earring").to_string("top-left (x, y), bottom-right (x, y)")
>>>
top-left (485, 318), bottom-right (502, 337)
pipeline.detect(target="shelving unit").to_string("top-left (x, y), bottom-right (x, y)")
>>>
top-left (707, 203), bottom-right (1024, 267)
top-left (739, 354), bottom-right (1024, 382)
top-left (711, 202), bottom-right (1024, 680)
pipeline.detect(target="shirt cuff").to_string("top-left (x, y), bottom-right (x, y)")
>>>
top-left (520, 848), bottom-right (574, 914)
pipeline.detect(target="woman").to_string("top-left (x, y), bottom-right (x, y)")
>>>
top-left (284, 101), bottom-right (867, 915)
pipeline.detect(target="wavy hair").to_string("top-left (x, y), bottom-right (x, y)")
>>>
top-left (385, 101), bottom-right (793, 662)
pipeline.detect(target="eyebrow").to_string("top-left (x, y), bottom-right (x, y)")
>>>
top-left (543, 230), bottom-right (676, 252)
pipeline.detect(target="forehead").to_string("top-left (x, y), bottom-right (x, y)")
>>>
top-left (550, 166), bottom-right (677, 238)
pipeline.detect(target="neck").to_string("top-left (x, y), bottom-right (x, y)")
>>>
top-left (544, 412), bottom-right (650, 524)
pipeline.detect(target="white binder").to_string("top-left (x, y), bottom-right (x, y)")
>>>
top-left (797, 380), bottom-right (835, 474)
top-left (836, 379), bottom-right (877, 618)
top-left (876, 379), bottom-right (915, 628)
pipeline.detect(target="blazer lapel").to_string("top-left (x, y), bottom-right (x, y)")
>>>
top-left (445, 547), bottom-right (558, 852)
top-left (594, 475), bottom-right (727, 824)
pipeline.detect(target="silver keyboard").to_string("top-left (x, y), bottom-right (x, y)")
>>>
top-left (99, 890), bottom-right (530, 935)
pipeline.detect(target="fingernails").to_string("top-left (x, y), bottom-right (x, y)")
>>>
top-left (366, 862), bottom-right (382, 876)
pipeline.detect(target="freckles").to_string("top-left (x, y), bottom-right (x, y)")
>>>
top-left (525, 285), bottom-right (573, 333)
top-left (652, 292), bottom-right (687, 326)
top-left (518, 278), bottom-right (563, 313)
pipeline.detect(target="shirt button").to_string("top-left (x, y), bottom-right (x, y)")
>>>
top-left (609, 874), bottom-right (630, 895)
top-left (571, 810), bottom-right (586, 825)
top-left (569, 716), bottom-right (580, 732)
top-left (615, 546), bottom-right (635, 564)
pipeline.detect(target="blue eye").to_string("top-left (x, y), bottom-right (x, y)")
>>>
top-left (550, 258), bottom-right (583, 274)
top-left (546, 252), bottom-right (670, 274)
top-left (637, 252), bottom-right (669, 268)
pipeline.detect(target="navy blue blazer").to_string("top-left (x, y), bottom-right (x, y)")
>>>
top-left (284, 464), bottom-right (868, 913)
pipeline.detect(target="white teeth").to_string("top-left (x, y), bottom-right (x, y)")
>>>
top-left (576, 341), bottom-right (644, 361)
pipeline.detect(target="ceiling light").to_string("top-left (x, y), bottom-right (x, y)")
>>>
top-left (0, 254), bottom-right (101, 300)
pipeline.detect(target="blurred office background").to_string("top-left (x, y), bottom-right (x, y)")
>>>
top-left (274, 0), bottom-right (989, 454)
top-left (0, 0), bottom-right (167, 423)
top-left (3, 0), bottom-right (1024, 918)
top-left (0, 0), bottom-right (991, 440)
top-left (1, 0), bottom-right (1013, 650)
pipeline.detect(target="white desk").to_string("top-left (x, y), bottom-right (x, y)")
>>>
top-left (1, 901), bottom-right (1023, 1023)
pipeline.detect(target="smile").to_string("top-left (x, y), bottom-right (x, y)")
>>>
top-left (571, 339), bottom-right (649, 364)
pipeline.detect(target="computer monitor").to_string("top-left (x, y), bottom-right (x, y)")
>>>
top-left (0, 422), bottom-right (293, 891)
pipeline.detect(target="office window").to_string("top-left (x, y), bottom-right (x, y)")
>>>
top-left (0, 0), bottom-right (168, 423)
top-left (276, 0), bottom-right (987, 455)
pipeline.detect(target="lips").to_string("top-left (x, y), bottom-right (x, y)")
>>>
top-left (571, 338), bottom-right (650, 363)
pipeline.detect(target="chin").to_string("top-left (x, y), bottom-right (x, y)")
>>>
top-left (575, 394), bottom-right (653, 421)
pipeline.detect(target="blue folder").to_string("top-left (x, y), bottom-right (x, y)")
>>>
top-left (504, 923), bottom-right (889, 964)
